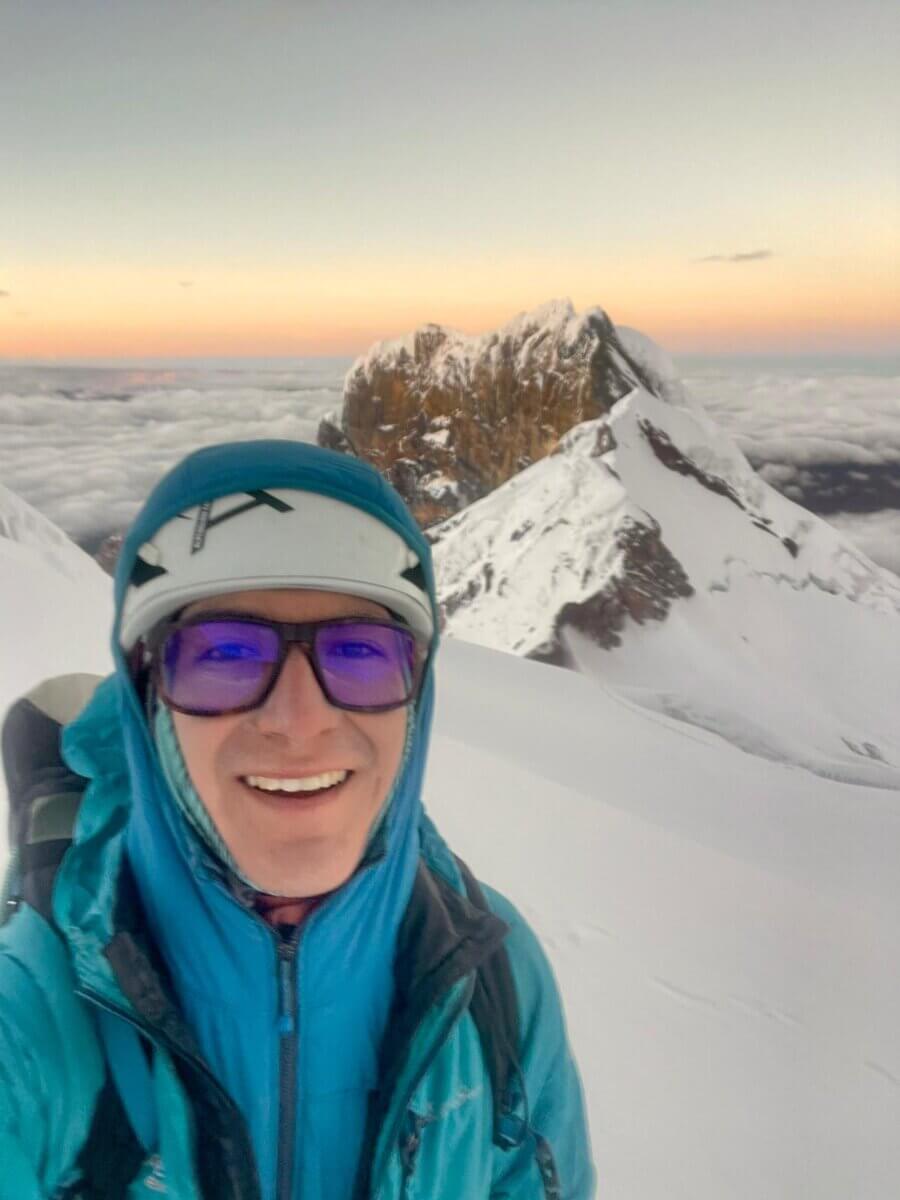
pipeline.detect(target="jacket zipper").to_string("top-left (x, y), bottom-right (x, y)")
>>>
top-left (275, 932), bottom-right (301, 1200)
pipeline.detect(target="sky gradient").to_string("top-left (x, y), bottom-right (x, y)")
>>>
top-left (2, 0), bottom-right (898, 359)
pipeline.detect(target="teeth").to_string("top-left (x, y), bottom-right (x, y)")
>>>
top-left (245, 770), bottom-right (349, 793)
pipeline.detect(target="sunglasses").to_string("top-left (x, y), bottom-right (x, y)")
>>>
top-left (145, 613), bottom-right (427, 716)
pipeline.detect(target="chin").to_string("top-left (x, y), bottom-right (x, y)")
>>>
top-left (239, 839), bottom-right (362, 898)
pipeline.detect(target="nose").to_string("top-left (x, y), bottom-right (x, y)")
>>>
top-left (251, 645), bottom-right (340, 738)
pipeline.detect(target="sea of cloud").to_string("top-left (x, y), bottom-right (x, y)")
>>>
top-left (0, 360), bottom-right (347, 550)
top-left (1, 355), bottom-right (898, 572)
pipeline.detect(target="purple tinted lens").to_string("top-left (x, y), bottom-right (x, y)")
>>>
top-left (161, 621), bottom-right (280, 713)
top-left (315, 622), bottom-right (417, 709)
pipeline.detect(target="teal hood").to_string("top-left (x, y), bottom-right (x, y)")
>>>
top-left (57, 440), bottom-right (442, 1200)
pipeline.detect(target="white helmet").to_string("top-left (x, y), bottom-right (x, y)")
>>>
top-left (119, 488), bottom-right (434, 651)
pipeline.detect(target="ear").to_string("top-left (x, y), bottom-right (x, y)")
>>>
top-left (128, 641), bottom-right (154, 718)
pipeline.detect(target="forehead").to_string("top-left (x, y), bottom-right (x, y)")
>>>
top-left (183, 588), bottom-right (391, 622)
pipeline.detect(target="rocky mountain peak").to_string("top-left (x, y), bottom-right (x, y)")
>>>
top-left (318, 300), bottom-right (672, 526)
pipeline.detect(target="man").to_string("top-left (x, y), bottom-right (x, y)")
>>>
top-left (0, 439), bottom-right (594, 1199)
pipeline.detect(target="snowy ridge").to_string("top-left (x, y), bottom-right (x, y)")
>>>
top-left (431, 417), bottom-right (646, 652)
top-left (615, 325), bottom-right (693, 408)
top-left (432, 385), bottom-right (900, 786)
top-left (617, 388), bottom-right (900, 612)
top-left (433, 385), bottom-right (900, 647)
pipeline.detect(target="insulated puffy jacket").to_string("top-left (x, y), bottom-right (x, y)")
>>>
top-left (0, 440), bottom-right (595, 1200)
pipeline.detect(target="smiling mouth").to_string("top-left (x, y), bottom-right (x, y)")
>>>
top-left (241, 770), bottom-right (352, 799)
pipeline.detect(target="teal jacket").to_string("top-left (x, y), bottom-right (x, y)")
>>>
top-left (0, 441), bottom-right (595, 1199)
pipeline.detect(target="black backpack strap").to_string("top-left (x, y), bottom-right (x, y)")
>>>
top-left (454, 855), bottom-right (527, 1150)
top-left (55, 1076), bottom-right (147, 1200)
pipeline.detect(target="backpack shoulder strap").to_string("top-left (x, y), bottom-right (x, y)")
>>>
top-left (2, 677), bottom-right (150, 1197)
top-left (454, 855), bottom-right (527, 1150)
top-left (55, 1076), bottom-right (147, 1200)
top-left (2, 675), bottom-right (99, 923)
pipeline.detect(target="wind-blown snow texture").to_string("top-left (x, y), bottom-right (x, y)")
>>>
top-left (1, 479), bottom-right (898, 1199)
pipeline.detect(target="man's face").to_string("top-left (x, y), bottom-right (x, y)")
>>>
top-left (168, 588), bottom-right (409, 897)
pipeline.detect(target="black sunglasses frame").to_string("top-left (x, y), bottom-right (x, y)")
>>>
top-left (145, 611), bottom-right (428, 716)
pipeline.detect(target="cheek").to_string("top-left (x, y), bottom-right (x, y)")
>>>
top-left (169, 712), bottom-right (234, 800)
top-left (367, 710), bottom-right (409, 779)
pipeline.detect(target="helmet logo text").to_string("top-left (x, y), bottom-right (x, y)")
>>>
top-left (191, 490), bottom-right (295, 554)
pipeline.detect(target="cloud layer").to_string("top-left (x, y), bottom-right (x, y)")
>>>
top-left (0, 362), bottom-right (344, 546)
top-left (0, 357), bottom-right (897, 576)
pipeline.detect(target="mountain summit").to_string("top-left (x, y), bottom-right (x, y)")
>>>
top-left (318, 299), bottom-right (672, 525)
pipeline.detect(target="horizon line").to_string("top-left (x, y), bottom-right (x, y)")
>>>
top-left (3, 348), bottom-right (899, 368)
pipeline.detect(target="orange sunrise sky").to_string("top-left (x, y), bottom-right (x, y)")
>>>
top-left (3, 1), bottom-right (898, 360)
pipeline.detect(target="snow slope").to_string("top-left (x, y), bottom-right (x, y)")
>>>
top-left (1, 491), bottom-right (897, 1198)
top-left (432, 640), bottom-right (899, 1200)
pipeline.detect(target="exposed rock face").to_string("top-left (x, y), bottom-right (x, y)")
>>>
top-left (318, 300), bottom-right (668, 527)
top-left (530, 518), bottom-right (694, 662)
